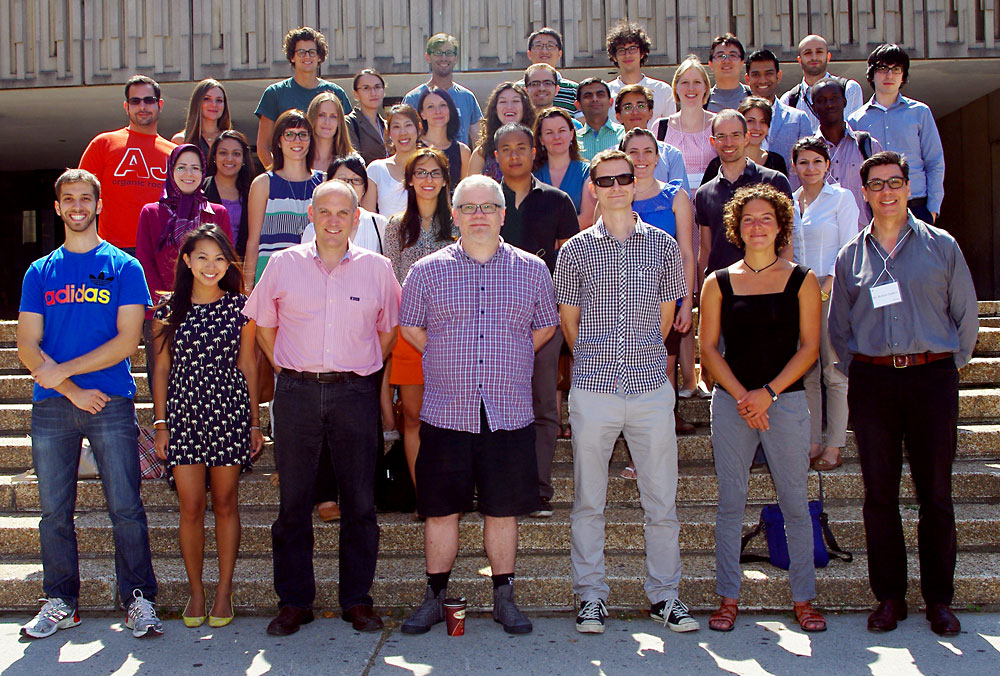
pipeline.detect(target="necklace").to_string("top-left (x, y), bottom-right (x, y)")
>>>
top-left (743, 257), bottom-right (779, 274)
top-left (278, 172), bottom-right (308, 201)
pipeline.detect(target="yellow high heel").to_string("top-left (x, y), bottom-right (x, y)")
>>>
top-left (182, 597), bottom-right (206, 628)
top-left (208, 593), bottom-right (235, 628)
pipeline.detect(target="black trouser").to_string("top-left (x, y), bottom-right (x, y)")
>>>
top-left (271, 371), bottom-right (379, 611)
top-left (848, 357), bottom-right (958, 605)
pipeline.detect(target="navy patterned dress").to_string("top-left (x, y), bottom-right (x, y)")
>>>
top-left (155, 292), bottom-right (252, 469)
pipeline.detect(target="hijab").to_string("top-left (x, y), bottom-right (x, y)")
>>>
top-left (158, 143), bottom-right (209, 250)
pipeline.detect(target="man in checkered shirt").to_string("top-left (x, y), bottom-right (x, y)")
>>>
top-left (553, 149), bottom-right (698, 635)
top-left (398, 175), bottom-right (560, 636)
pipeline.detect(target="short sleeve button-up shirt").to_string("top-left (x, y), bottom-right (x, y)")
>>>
top-left (243, 241), bottom-right (401, 375)
top-left (400, 241), bottom-right (560, 433)
top-left (553, 216), bottom-right (687, 395)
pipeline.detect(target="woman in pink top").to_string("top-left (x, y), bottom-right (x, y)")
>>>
top-left (652, 57), bottom-right (715, 399)
top-left (654, 56), bottom-right (717, 191)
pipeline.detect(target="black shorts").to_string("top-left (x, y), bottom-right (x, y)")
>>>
top-left (665, 326), bottom-right (683, 356)
top-left (416, 409), bottom-right (539, 518)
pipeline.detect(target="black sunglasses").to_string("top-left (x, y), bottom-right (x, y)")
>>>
top-left (592, 173), bottom-right (635, 188)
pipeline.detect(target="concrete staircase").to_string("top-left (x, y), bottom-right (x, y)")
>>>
top-left (0, 304), bottom-right (998, 613)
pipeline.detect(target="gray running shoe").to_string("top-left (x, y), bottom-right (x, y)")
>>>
top-left (125, 590), bottom-right (164, 638)
top-left (492, 583), bottom-right (532, 635)
top-left (20, 598), bottom-right (81, 639)
top-left (401, 586), bottom-right (445, 635)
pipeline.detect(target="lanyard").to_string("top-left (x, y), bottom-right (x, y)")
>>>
top-left (869, 229), bottom-right (909, 286)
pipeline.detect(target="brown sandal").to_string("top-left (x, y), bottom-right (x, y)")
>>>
top-left (794, 602), bottom-right (827, 632)
top-left (709, 599), bottom-right (738, 632)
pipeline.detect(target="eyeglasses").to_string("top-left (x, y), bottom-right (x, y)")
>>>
top-left (526, 79), bottom-right (557, 89)
top-left (873, 65), bottom-right (904, 75)
top-left (615, 45), bottom-right (641, 56)
top-left (336, 176), bottom-right (366, 186)
top-left (457, 203), bottom-right (501, 214)
top-left (864, 176), bottom-right (907, 191)
top-left (620, 102), bottom-right (650, 113)
top-left (531, 42), bottom-right (560, 52)
top-left (294, 49), bottom-right (318, 57)
top-left (282, 130), bottom-right (311, 141)
top-left (413, 169), bottom-right (444, 180)
top-left (429, 50), bottom-right (457, 57)
top-left (356, 84), bottom-right (384, 92)
top-left (711, 52), bottom-right (742, 61)
top-left (592, 173), bottom-right (635, 187)
top-left (127, 96), bottom-right (158, 106)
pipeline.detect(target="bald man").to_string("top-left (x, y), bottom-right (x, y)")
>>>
top-left (779, 34), bottom-right (864, 130)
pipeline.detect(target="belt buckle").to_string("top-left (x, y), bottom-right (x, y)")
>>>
top-left (892, 354), bottom-right (907, 369)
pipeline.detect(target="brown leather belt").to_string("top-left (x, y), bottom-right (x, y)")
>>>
top-left (853, 352), bottom-right (952, 369)
top-left (281, 369), bottom-right (363, 383)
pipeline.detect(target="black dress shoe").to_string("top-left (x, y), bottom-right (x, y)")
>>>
top-left (925, 603), bottom-right (961, 636)
top-left (266, 606), bottom-right (314, 636)
top-left (867, 599), bottom-right (907, 632)
top-left (343, 604), bottom-right (384, 632)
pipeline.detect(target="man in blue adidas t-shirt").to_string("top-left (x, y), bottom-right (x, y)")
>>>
top-left (17, 168), bottom-right (162, 640)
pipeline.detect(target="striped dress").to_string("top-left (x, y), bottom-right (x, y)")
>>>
top-left (255, 169), bottom-right (324, 282)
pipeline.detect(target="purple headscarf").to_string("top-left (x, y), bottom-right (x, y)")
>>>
top-left (158, 143), bottom-right (209, 250)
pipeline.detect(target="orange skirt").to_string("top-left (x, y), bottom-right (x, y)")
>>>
top-left (389, 335), bottom-right (424, 385)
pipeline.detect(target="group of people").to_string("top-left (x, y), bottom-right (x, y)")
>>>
top-left (16, 19), bottom-right (977, 647)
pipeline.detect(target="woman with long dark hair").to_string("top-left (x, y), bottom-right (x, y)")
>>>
top-left (137, 144), bottom-right (232, 391)
top-left (171, 79), bottom-right (232, 155)
top-left (152, 224), bottom-right (263, 629)
top-left (469, 82), bottom-right (535, 181)
top-left (416, 87), bottom-right (470, 186)
top-left (382, 147), bottom-right (457, 489)
top-left (204, 130), bottom-right (255, 258)
top-left (244, 109), bottom-right (322, 290)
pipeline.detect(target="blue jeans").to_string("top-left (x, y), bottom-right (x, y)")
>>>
top-left (271, 372), bottom-right (379, 611)
top-left (32, 395), bottom-right (157, 608)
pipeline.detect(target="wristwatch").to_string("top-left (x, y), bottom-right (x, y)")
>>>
top-left (764, 384), bottom-right (778, 402)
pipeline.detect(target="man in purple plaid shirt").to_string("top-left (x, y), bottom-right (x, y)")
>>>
top-left (398, 175), bottom-right (560, 636)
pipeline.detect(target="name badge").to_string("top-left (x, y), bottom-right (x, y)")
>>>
top-left (870, 281), bottom-right (902, 308)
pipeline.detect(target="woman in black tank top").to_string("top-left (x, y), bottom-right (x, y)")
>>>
top-left (698, 184), bottom-right (825, 633)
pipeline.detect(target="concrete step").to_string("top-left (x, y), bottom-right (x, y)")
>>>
top-left (5, 458), bottom-right (998, 512)
top-left (977, 327), bottom-right (1000, 353)
top-left (0, 503), bottom-right (996, 558)
top-left (982, 317), bottom-right (1000, 328)
top-left (0, 551), bottom-right (995, 612)
top-left (0, 347), bottom-right (147, 371)
top-left (1, 422), bottom-right (999, 474)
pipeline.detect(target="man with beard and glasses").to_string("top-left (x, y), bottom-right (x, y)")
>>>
top-left (403, 33), bottom-right (484, 146)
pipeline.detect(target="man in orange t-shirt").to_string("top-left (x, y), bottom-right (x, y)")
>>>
top-left (80, 75), bottom-right (176, 253)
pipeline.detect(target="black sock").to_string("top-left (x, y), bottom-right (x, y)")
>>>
top-left (492, 573), bottom-right (514, 589)
top-left (427, 571), bottom-right (450, 595)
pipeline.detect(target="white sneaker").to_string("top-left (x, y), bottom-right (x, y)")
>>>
top-left (651, 597), bottom-right (700, 632)
top-left (20, 598), bottom-right (80, 639)
top-left (125, 590), bottom-right (163, 638)
top-left (576, 599), bottom-right (608, 633)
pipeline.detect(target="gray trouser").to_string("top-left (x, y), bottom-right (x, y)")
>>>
top-left (804, 290), bottom-right (849, 447)
top-left (569, 383), bottom-right (681, 604)
top-left (533, 330), bottom-right (563, 500)
top-left (711, 388), bottom-right (815, 602)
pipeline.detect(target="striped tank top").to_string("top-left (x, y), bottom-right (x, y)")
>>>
top-left (256, 169), bottom-right (324, 281)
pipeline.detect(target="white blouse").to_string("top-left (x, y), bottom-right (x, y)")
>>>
top-left (792, 182), bottom-right (860, 277)
top-left (367, 159), bottom-right (409, 220)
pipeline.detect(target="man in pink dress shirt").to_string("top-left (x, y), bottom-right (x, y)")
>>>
top-left (243, 180), bottom-right (401, 637)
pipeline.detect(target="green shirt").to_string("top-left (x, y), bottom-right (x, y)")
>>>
top-left (576, 119), bottom-right (625, 161)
